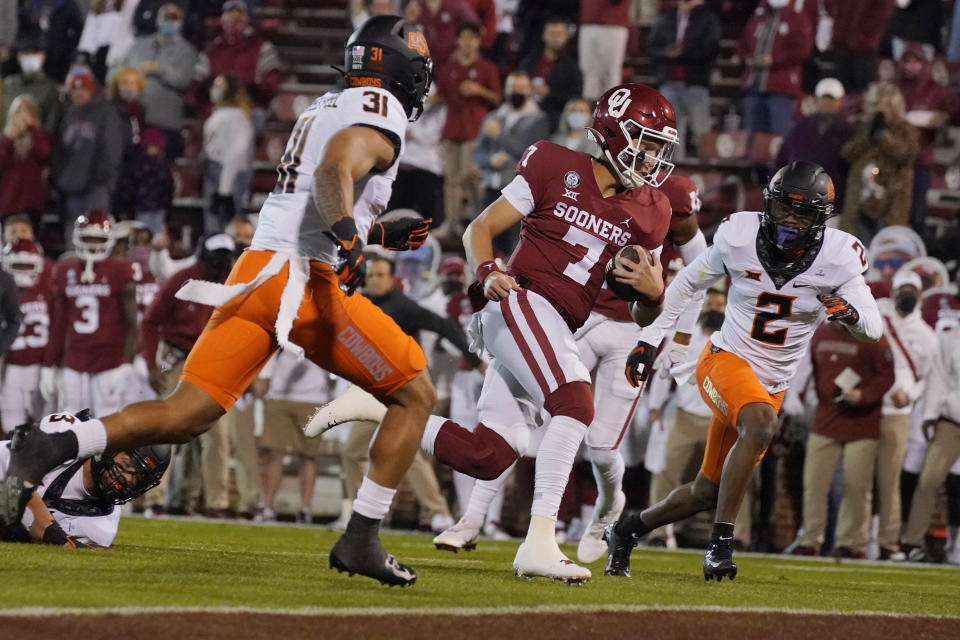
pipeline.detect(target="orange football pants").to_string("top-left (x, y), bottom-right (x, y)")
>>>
top-left (695, 342), bottom-right (784, 485)
top-left (182, 250), bottom-right (426, 410)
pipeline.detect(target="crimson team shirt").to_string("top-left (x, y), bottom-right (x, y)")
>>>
top-left (593, 173), bottom-right (697, 322)
top-left (8, 273), bottom-right (54, 367)
top-left (501, 141), bottom-right (671, 330)
top-left (46, 256), bottom-right (136, 373)
top-left (436, 55), bottom-right (501, 142)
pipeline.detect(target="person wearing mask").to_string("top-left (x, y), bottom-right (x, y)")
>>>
top-left (550, 98), bottom-right (595, 154)
top-left (115, 2), bottom-right (198, 159)
top-left (472, 71), bottom-right (549, 255)
top-left (790, 321), bottom-right (895, 557)
top-left (647, 0), bottom-right (720, 160)
top-left (1, 37), bottom-right (62, 134)
top-left (52, 72), bottom-right (125, 238)
top-left (0, 96), bottom-right (52, 225)
top-left (435, 21), bottom-right (500, 235)
top-left (518, 18), bottom-right (582, 131)
top-left (839, 83), bottom-right (918, 242)
top-left (202, 74), bottom-right (254, 234)
top-left (736, 0), bottom-right (814, 136)
top-left (874, 269), bottom-right (939, 560)
top-left (18, 1), bottom-right (84, 82)
top-left (578, 0), bottom-right (631, 100)
top-left (194, 0), bottom-right (281, 129)
top-left (76, 0), bottom-right (137, 82)
top-left (896, 44), bottom-right (958, 234)
top-left (775, 78), bottom-right (854, 212)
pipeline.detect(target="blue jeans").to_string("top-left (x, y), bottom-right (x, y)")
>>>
top-left (743, 93), bottom-right (795, 137)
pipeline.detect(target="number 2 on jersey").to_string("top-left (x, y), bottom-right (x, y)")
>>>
top-left (750, 292), bottom-right (795, 345)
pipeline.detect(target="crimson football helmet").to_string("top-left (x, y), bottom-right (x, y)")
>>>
top-left (1, 239), bottom-right (44, 287)
top-left (73, 210), bottom-right (116, 262)
top-left (587, 84), bottom-right (678, 189)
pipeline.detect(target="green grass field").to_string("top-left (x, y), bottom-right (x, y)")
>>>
top-left (0, 517), bottom-right (957, 618)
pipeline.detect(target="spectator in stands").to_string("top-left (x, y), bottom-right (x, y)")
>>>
top-left (473, 70), bottom-right (548, 254)
top-left (114, 128), bottom-right (174, 234)
top-left (255, 351), bottom-right (334, 524)
top-left (116, 2), bottom-right (198, 160)
top-left (52, 71), bottom-right (124, 236)
top-left (889, 0), bottom-right (942, 61)
top-left (896, 43), bottom-right (958, 235)
top-left (2, 214), bottom-right (35, 243)
top-left (828, 0), bottom-right (894, 93)
top-left (202, 74), bottom-right (254, 234)
top-left (864, 225), bottom-right (927, 300)
top-left (792, 321), bottom-right (894, 557)
top-left (899, 323), bottom-right (960, 563)
top-left (1, 36), bottom-right (61, 134)
top-left (350, 0), bottom-right (398, 30)
top-left (467, 0), bottom-right (497, 51)
top-left (647, 0), bottom-right (720, 160)
top-left (518, 17), bottom-right (582, 131)
top-left (195, 0), bottom-right (281, 130)
top-left (875, 269), bottom-right (940, 560)
top-left (0, 96), bottom-right (52, 225)
top-left (436, 21), bottom-right (500, 234)
top-left (149, 216), bottom-right (253, 280)
top-left (839, 83), bottom-right (917, 243)
top-left (551, 98), bottom-right (595, 154)
top-left (109, 67), bottom-right (147, 151)
top-left (18, 1), bottom-right (84, 82)
top-left (775, 78), bottom-right (854, 211)
top-left (77, 0), bottom-right (138, 83)
top-left (387, 87), bottom-right (446, 227)
top-left (737, 0), bottom-right (814, 137)
top-left (404, 0), bottom-right (479, 67)
top-left (578, 0), bottom-right (631, 100)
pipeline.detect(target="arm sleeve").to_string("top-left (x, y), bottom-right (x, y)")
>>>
top-left (835, 274), bottom-right (883, 342)
top-left (0, 273), bottom-right (21, 355)
top-left (676, 228), bottom-right (707, 265)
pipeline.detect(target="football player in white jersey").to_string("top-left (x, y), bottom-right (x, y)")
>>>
top-left (605, 161), bottom-right (884, 581)
top-left (0, 16), bottom-right (435, 588)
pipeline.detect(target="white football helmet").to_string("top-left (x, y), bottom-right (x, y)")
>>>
top-left (2, 239), bottom-right (44, 287)
top-left (73, 210), bottom-right (116, 262)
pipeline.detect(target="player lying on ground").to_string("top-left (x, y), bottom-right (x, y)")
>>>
top-left (605, 160), bottom-right (883, 581)
top-left (0, 413), bottom-right (170, 549)
top-left (0, 16), bottom-right (436, 588)
top-left (309, 83), bottom-right (676, 583)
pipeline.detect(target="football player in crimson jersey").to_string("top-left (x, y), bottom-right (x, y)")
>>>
top-left (1, 239), bottom-right (52, 433)
top-left (605, 161), bottom-right (883, 581)
top-left (0, 16), bottom-right (436, 588)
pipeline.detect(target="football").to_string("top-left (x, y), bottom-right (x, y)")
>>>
top-left (605, 245), bottom-right (653, 302)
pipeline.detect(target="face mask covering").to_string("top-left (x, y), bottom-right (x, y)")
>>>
top-left (894, 291), bottom-right (918, 315)
top-left (210, 85), bottom-right (226, 104)
top-left (19, 54), bottom-right (44, 74)
top-left (158, 20), bottom-right (180, 36)
top-left (700, 309), bottom-right (725, 331)
top-left (566, 111), bottom-right (589, 130)
top-left (508, 93), bottom-right (526, 109)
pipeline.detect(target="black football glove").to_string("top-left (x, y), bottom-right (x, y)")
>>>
top-left (625, 340), bottom-right (658, 388)
top-left (42, 521), bottom-right (105, 549)
top-left (818, 294), bottom-right (859, 325)
top-left (367, 216), bottom-right (431, 251)
top-left (327, 217), bottom-right (365, 295)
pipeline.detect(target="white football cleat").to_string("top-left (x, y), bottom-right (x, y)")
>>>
top-left (513, 539), bottom-right (591, 584)
top-left (577, 490), bottom-right (626, 564)
top-left (433, 517), bottom-right (482, 553)
top-left (303, 384), bottom-right (386, 437)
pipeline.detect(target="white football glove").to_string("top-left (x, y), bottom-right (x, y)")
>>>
top-left (655, 339), bottom-right (689, 380)
top-left (39, 366), bottom-right (60, 404)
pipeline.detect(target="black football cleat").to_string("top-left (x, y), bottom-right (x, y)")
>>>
top-left (703, 538), bottom-right (738, 582)
top-left (603, 523), bottom-right (638, 578)
top-left (0, 422), bottom-right (79, 527)
top-left (329, 530), bottom-right (417, 587)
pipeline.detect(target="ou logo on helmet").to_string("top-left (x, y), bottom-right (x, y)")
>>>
top-left (607, 88), bottom-right (632, 118)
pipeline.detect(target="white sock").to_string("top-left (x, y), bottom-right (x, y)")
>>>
top-left (530, 415), bottom-right (587, 520)
top-left (420, 414), bottom-right (446, 456)
top-left (590, 447), bottom-right (624, 519)
top-left (525, 514), bottom-right (557, 544)
top-left (488, 478), bottom-right (505, 523)
top-left (75, 418), bottom-right (108, 459)
top-left (352, 476), bottom-right (396, 520)
top-left (464, 462), bottom-right (514, 526)
top-left (452, 471), bottom-right (474, 518)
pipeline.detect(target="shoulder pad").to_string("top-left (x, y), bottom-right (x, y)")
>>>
top-left (714, 211), bottom-right (761, 250)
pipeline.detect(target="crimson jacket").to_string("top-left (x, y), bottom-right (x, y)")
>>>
top-left (737, 4), bottom-right (813, 98)
top-left (828, 0), bottom-right (894, 54)
top-left (0, 127), bottom-right (51, 216)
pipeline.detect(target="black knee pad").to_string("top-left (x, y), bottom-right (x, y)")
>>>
top-left (544, 381), bottom-right (594, 425)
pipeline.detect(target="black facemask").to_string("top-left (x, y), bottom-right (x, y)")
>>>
top-left (700, 310), bottom-right (725, 331)
top-left (508, 92), bottom-right (527, 109)
top-left (894, 292), bottom-right (918, 315)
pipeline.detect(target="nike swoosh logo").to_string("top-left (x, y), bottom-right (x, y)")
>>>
top-left (718, 536), bottom-right (733, 541)
top-left (792, 282), bottom-right (811, 288)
